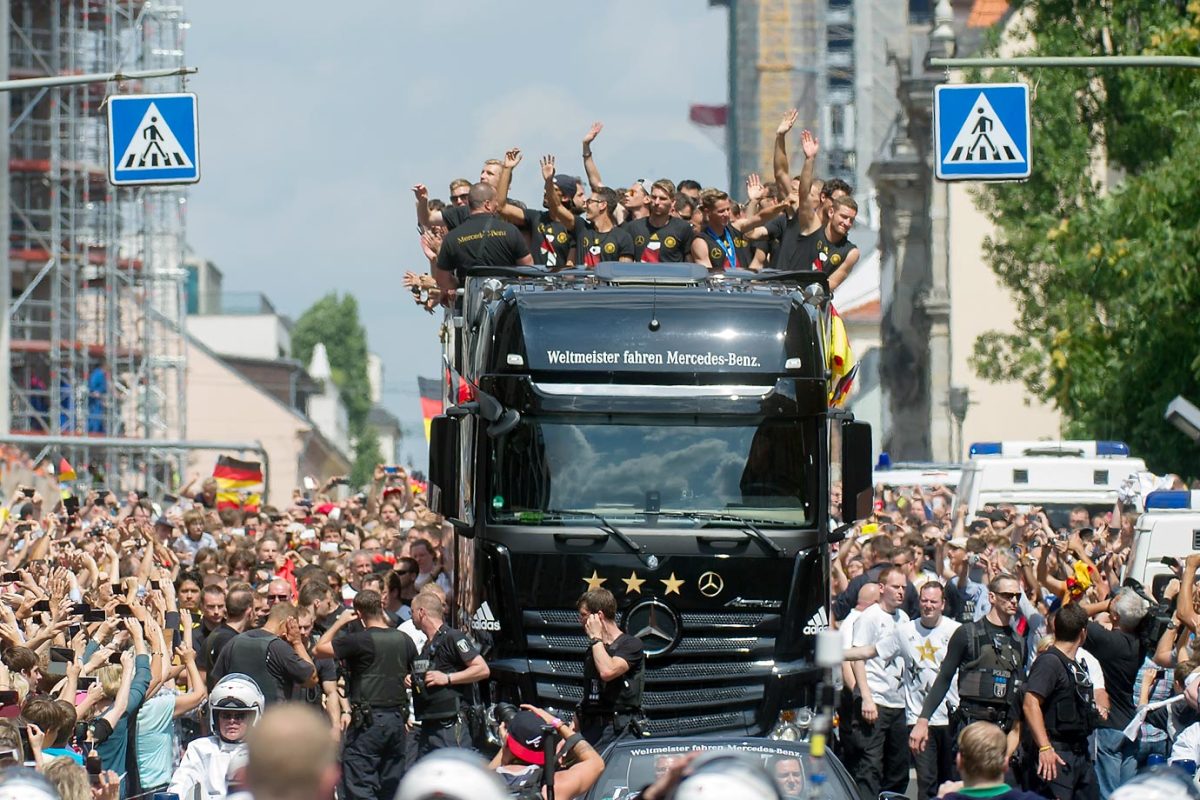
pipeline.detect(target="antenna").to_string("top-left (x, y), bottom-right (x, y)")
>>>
top-left (648, 279), bottom-right (660, 332)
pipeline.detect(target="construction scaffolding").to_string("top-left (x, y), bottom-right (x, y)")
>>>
top-left (6, 0), bottom-right (189, 497)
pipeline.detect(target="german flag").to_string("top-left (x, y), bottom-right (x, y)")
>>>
top-left (417, 377), bottom-right (443, 443)
top-left (213, 456), bottom-right (263, 511)
top-left (57, 458), bottom-right (76, 483)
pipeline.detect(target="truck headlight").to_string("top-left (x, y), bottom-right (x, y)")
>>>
top-left (769, 707), bottom-right (815, 741)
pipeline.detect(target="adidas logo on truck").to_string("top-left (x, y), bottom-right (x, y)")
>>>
top-left (801, 607), bottom-right (830, 635)
top-left (471, 602), bottom-right (501, 632)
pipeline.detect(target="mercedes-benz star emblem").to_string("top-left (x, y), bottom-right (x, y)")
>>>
top-left (624, 600), bottom-right (681, 658)
top-left (697, 571), bottom-right (724, 597)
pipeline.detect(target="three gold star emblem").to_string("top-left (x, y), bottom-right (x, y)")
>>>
top-left (622, 572), bottom-right (646, 594)
top-left (660, 572), bottom-right (684, 595)
top-left (582, 570), bottom-right (606, 591)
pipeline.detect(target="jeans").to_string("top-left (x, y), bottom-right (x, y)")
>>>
top-left (1094, 727), bottom-right (1137, 800)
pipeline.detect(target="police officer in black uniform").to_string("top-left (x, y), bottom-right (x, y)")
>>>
top-left (314, 588), bottom-right (416, 800)
top-left (409, 590), bottom-right (490, 755)
top-left (1022, 602), bottom-right (1100, 800)
top-left (910, 574), bottom-right (1027, 753)
top-left (575, 588), bottom-right (645, 750)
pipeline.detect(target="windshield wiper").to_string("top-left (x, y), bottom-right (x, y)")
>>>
top-left (543, 509), bottom-right (653, 567)
top-left (654, 511), bottom-right (785, 556)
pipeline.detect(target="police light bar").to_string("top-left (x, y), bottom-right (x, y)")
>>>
top-left (967, 440), bottom-right (1131, 458)
top-left (1144, 490), bottom-right (1200, 510)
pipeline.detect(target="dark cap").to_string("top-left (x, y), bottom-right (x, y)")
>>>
top-left (154, 516), bottom-right (173, 528)
top-left (553, 174), bottom-right (579, 199)
top-left (505, 710), bottom-right (547, 765)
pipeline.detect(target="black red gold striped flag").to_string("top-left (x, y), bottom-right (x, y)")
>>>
top-left (417, 377), bottom-right (442, 444)
top-left (213, 455), bottom-right (263, 511)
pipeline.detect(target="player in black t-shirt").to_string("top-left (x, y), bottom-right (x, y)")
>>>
top-left (623, 179), bottom-right (695, 263)
top-left (576, 588), bottom-right (645, 751)
top-left (689, 176), bottom-right (788, 272)
top-left (576, 186), bottom-right (634, 267)
top-left (433, 183), bottom-right (532, 301)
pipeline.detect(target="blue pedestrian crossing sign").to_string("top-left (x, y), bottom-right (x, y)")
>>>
top-left (106, 93), bottom-right (200, 186)
top-left (934, 83), bottom-right (1031, 181)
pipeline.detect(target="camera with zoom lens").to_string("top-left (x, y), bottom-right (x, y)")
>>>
top-left (493, 701), bottom-right (520, 728)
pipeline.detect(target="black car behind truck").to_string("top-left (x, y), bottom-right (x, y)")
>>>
top-left (429, 263), bottom-right (872, 738)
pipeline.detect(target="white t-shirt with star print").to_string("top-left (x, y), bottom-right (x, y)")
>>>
top-left (875, 616), bottom-right (961, 726)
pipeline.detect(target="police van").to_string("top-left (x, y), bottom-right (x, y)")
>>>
top-left (873, 459), bottom-right (962, 492)
top-left (1124, 490), bottom-right (1200, 600)
top-left (955, 440), bottom-right (1145, 529)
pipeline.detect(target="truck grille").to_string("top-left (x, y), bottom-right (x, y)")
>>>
top-left (522, 608), bottom-right (782, 735)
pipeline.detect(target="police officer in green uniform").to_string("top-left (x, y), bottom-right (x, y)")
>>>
top-left (314, 589), bottom-right (416, 800)
top-left (409, 591), bottom-right (490, 755)
top-left (910, 574), bottom-right (1028, 753)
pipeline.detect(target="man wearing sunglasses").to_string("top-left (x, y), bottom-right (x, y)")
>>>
top-left (911, 574), bottom-right (1028, 760)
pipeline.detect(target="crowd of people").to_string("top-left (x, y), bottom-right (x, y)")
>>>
top-left (830, 484), bottom-right (1200, 800)
top-left (402, 111), bottom-right (861, 311)
top-left (0, 452), bottom-right (1199, 800)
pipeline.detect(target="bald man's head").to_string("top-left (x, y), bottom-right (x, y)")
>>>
top-left (856, 582), bottom-right (881, 610)
top-left (247, 703), bottom-right (339, 800)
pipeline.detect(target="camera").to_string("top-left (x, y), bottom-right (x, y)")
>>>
top-left (493, 701), bottom-right (520, 728)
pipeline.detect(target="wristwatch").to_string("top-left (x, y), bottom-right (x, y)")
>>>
top-left (589, 637), bottom-right (603, 647)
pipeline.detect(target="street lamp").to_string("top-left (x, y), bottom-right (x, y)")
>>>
top-left (1165, 395), bottom-right (1200, 443)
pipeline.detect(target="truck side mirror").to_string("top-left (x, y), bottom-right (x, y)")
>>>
top-left (841, 419), bottom-right (873, 524)
top-left (428, 416), bottom-right (459, 520)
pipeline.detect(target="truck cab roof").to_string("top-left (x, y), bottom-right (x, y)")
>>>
top-left (465, 265), bottom-right (832, 385)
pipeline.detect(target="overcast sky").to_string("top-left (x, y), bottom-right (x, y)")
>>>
top-left (185, 2), bottom-right (729, 468)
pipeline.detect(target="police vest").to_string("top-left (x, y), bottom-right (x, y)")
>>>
top-left (347, 628), bottom-right (410, 709)
top-left (956, 622), bottom-right (1025, 709)
top-left (224, 632), bottom-right (281, 703)
top-left (1040, 648), bottom-right (1102, 741)
top-left (413, 627), bottom-right (464, 721)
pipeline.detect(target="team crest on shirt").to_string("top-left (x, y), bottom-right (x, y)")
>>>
top-left (634, 236), bottom-right (646, 246)
top-left (557, 232), bottom-right (568, 244)
top-left (664, 236), bottom-right (677, 248)
top-left (603, 242), bottom-right (617, 254)
top-left (831, 253), bottom-right (842, 266)
top-left (456, 638), bottom-right (471, 655)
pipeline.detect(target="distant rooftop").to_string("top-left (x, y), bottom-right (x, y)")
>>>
top-left (967, 0), bottom-right (1010, 28)
top-left (192, 291), bottom-right (277, 316)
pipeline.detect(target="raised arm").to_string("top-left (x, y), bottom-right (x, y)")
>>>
top-left (773, 109), bottom-right (798, 197)
top-left (413, 184), bottom-right (441, 230)
top-left (540, 155), bottom-right (575, 227)
top-left (1179, 553), bottom-right (1200, 633)
top-left (581, 122), bottom-right (604, 190)
top-left (795, 130), bottom-right (820, 229)
top-left (495, 147), bottom-right (521, 211)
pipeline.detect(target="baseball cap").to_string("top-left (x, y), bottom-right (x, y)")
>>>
top-left (505, 710), bottom-right (548, 765)
top-left (947, 537), bottom-right (969, 550)
top-left (154, 516), bottom-right (173, 528)
top-left (553, 174), bottom-right (579, 198)
top-left (314, 502), bottom-right (336, 516)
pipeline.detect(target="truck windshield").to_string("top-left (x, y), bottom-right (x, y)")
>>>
top-left (489, 417), bottom-right (816, 527)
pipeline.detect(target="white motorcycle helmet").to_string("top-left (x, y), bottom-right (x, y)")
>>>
top-left (395, 750), bottom-right (508, 800)
top-left (208, 673), bottom-right (265, 741)
top-left (0, 767), bottom-right (59, 800)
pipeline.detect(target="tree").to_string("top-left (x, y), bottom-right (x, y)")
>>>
top-left (291, 293), bottom-right (382, 485)
top-left (970, 0), bottom-right (1200, 477)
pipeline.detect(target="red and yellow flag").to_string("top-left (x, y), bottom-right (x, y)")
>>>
top-left (213, 456), bottom-right (263, 512)
top-left (57, 458), bottom-right (76, 482)
top-left (418, 377), bottom-right (443, 444)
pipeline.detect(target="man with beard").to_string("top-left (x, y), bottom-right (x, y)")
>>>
top-left (623, 180), bottom-right (695, 263)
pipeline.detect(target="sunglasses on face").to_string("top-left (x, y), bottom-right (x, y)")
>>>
top-left (451, 193), bottom-right (469, 202)
top-left (994, 591), bottom-right (1020, 601)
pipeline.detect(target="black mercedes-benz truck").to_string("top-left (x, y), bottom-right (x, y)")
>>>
top-left (429, 263), bottom-right (871, 739)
